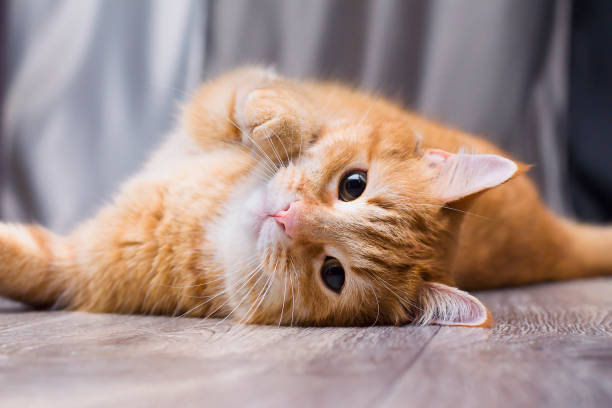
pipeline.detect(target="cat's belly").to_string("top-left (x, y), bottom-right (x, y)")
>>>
top-left (68, 146), bottom-right (259, 316)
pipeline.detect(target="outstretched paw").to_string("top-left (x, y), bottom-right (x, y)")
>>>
top-left (234, 73), bottom-right (318, 165)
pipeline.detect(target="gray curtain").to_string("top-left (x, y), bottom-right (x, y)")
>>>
top-left (1, 0), bottom-right (570, 233)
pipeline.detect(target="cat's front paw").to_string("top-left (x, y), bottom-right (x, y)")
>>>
top-left (234, 78), bottom-right (318, 165)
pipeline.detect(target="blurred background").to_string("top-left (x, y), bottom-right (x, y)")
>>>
top-left (0, 0), bottom-right (610, 234)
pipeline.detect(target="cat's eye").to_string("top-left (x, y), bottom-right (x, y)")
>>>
top-left (321, 257), bottom-right (345, 293)
top-left (339, 170), bottom-right (367, 201)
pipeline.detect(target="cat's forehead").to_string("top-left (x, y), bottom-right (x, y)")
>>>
top-left (311, 120), bottom-right (419, 161)
top-left (303, 121), bottom-right (419, 176)
top-left (307, 122), bottom-right (374, 159)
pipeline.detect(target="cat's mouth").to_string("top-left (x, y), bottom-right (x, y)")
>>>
top-left (254, 215), bottom-right (276, 237)
top-left (251, 191), bottom-right (292, 241)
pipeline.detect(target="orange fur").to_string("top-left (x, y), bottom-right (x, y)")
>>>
top-left (0, 67), bottom-right (610, 327)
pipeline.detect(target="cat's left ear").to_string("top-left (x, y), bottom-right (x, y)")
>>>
top-left (425, 149), bottom-right (521, 203)
top-left (417, 282), bottom-right (492, 327)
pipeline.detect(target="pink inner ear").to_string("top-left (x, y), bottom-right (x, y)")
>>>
top-left (426, 149), bottom-right (451, 167)
top-left (426, 149), bottom-right (518, 203)
top-left (421, 282), bottom-right (490, 327)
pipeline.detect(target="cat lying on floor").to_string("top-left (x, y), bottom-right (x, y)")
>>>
top-left (1, 67), bottom-right (610, 327)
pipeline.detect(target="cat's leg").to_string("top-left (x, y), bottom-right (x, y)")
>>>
top-left (143, 67), bottom-right (281, 172)
top-left (0, 171), bottom-right (234, 315)
top-left (453, 174), bottom-right (612, 289)
top-left (232, 79), bottom-right (320, 167)
top-left (0, 223), bottom-right (71, 308)
top-left (181, 66), bottom-right (320, 166)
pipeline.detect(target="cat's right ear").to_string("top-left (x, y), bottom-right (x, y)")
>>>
top-left (425, 149), bottom-right (522, 203)
top-left (416, 282), bottom-right (493, 327)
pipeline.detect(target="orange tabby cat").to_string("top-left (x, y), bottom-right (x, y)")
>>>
top-left (1, 67), bottom-right (610, 327)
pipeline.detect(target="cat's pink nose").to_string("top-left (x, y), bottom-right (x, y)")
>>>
top-left (272, 202), bottom-right (301, 238)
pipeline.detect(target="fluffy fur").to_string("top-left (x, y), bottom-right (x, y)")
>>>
top-left (1, 67), bottom-right (610, 327)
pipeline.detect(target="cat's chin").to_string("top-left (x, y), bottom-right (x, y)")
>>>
top-left (256, 216), bottom-right (289, 250)
top-left (242, 180), bottom-right (294, 249)
top-left (211, 181), bottom-right (279, 265)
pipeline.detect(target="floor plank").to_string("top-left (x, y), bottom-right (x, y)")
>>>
top-left (0, 310), bottom-right (437, 407)
top-left (0, 278), bottom-right (610, 407)
top-left (380, 278), bottom-right (612, 408)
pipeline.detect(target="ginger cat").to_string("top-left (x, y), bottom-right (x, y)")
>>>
top-left (1, 67), bottom-right (610, 327)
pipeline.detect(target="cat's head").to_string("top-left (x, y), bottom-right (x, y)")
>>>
top-left (216, 119), bottom-right (517, 327)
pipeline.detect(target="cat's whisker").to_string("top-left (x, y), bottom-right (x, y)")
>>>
top-left (232, 263), bottom-right (273, 325)
top-left (175, 286), bottom-right (228, 318)
top-left (288, 259), bottom-right (296, 327)
top-left (278, 266), bottom-right (288, 327)
top-left (226, 155), bottom-right (275, 179)
top-left (189, 263), bottom-right (266, 331)
top-left (220, 260), bottom-right (266, 298)
top-left (252, 269), bottom-right (276, 322)
top-left (379, 281), bottom-right (422, 312)
top-left (251, 256), bottom-right (281, 321)
top-left (255, 257), bottom-right (280, 313)
top-left (289, 257), bottom-right (301, 297)
top-left (198, 284), bottom-right (257, 331)
top-left (259, 126), bottom-right (282, 164)
top-left (274, 128), bottom-right (292, 168)
top-left (263, 127), bottom-right (285, 169)
top-left (170, 256), bottom-right (262, 291)
top-left (286, 126), bottom-right (298, 168)
top-left (233, 139), bottom-right (279, 176)
top-left (174, 262), bottom-right (264, 319)
top-left (244, 136), bottom-right (280, 173)
top-left (183, 133), bottom-right (277, 179)
top-left (207, 263), bottom-right (266, 329)
top-left (289, 258), bottom-right (300, 327)
top-left (391, 199), bottom-right (498, 222)
top-left (270, 129), bottom-right (291, 168)
top-left (368, 283), bottom-right (380, 327)
top-left (223, 115), bottom-right (280, 173)
top-left (229, 142), bottom-right (278, 176)
top-left (369, 272), bottom-right (424, 315)
top-left (233, 131), bottom-right (280, 172)
top-left (239, 260), bottom-right (276, 324)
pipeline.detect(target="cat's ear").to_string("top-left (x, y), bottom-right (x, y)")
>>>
top-left (425, 149), bottom-right (519, 203)
top-left (417, 282), bottom-right (492, 327)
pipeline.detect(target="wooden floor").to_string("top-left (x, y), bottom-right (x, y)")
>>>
top-left (0, 278), bottom-right (610, 408)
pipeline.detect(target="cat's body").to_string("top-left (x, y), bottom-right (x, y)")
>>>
top-left (1, 67), bottom-right (610, 327)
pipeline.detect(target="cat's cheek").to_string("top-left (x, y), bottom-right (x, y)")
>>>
top-left (243, 189), bottom-right (268, 237)
top-left (239, 187), bottom-right (284, 250)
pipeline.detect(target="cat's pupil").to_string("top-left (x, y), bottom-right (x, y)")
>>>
top-left (321, 257), bottom-right (345, 293)
top-left (339, 170), bottom-right (367, 201)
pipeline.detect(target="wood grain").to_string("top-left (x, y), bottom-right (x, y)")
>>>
top-left (0, 307), bottom-right (437, 407)
top-left (380, 278), bottom-right (612, 408)
top-left (0, 278), bottom-right (610, 407)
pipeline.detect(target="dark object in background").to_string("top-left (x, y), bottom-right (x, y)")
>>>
top-left (568, 1), bottom-right (612, 222)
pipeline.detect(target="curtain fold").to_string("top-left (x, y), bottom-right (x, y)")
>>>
top-left (1, 0), bottom-right (570, 232)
